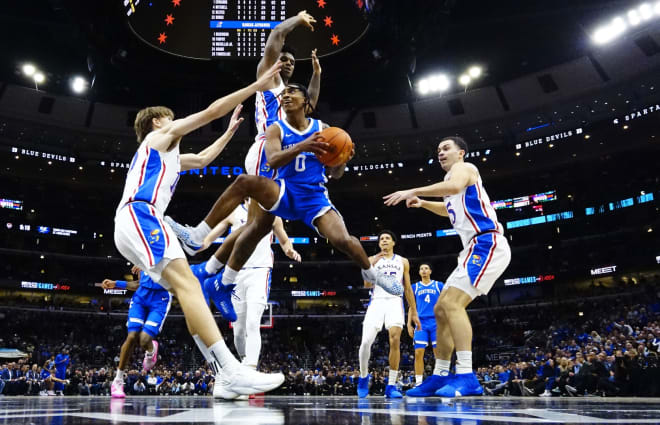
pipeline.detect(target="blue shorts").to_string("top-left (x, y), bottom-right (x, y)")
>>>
top-left (414, 317), bottom-right (437, 349)
top-left (266, 179), bottom-right (339, 235)
top-left (127, 287), bottom-right (172, 338)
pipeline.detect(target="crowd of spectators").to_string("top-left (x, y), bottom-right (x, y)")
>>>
top-left (1, 281), bottom-right (659, 397)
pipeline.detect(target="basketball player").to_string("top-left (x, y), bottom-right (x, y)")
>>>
top-left (102, 269), bottom-right (171, 398)
top-left (167, 83), bottom-right (403, 320)
top-left (357, 230), bottom-right (420, 399)
top-left (407, 264), bottom-right (444, 388)
top-left (203, 200), bottom-right (301, 369)
top-left (113, 63), bottom-right (286, 399)
top-left (384, 136), bottom-right (511, 397)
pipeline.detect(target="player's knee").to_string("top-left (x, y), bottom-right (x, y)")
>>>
top-left (126, 332), bottom-right (139, 344)
top-left (139, 332), bottom-right (153, 349)
top-left (331, 234), bottom-right (353, 252)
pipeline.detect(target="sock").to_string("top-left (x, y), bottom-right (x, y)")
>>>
top-left (416, 375), bottom-right (423, 385)
top-left (192, 334), bottom-right (220, 375)
top-left (221, 267), bottom-right (238, 286)
top-left (362, 266), bottom-right (377, 282)
top-left (144, 350), bottom-right (152, 357)
top-left (193, 220), bottom-right (212, 242)
top-left (388, 370), bottom-right (398, 386)
top-left (433, 359), bottom-right (451, 376)
top-left (115, 369), bottom-right (124, 382)
top-left (205, 256), bottom-right (224, 275)
top-left (455, 351), bottom-right (473, 375)
top-left (208, 340), bottom-right (240, 371)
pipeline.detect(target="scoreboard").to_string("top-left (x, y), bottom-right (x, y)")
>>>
top-left (125, 0), bottom-right (368, 60)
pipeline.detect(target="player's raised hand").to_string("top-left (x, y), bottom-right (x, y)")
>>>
top-left (299, 131), bottom-right (329, 155)
top-left (226, 104), bottom-right (244, 134)
top-left (255, 61), bottom-right (283, 91)
top-left (311, 49), bottom-right (321, 75)
top-left (101, 279), bottom-right (116, 289)
top-left (286, 247), bottom-right (302, 262)
top-left (406, 196), bottom-right (423, 208)
top-left (369, 251), bottom-right (387, 266)
top-left (297, 10), bottom-right (316, 31)
top-left (383, 189), bottom-right (415, 206)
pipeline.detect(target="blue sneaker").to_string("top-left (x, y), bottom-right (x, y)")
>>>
top-left (357, 375), bottom-right (369, 398)
top-left (384, 385), bottom-right (403, 398)
top-left (434, 373), bottom-right (483, 397)
top-left (200, 268), bottom-right (222, 307)
top-left (406, 374), bottom-right (452, 397)
top-left (203, 275), bottom-right (237, 322)
top-left (164, 216), bottom-right (203, 256)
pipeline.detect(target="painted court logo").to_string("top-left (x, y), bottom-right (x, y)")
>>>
top-left (149, 229), bottom-right (160, 245)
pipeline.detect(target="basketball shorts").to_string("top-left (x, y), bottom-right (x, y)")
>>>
top-left (114, 201), bottom-right (185, 288)
top-left (446, 232), bottom-right (511, 299)
top-left (245, 135), bottom-right (275, 178)
top-left (127, 287), bottom-right (173, 338)
top-left (233, 267), bottom-right (272, 312)
top-left (414, 317), bottom-right (438, 350)
top-left (265, 179), bottom-right (340, 236)
top-left (363, 297), bottom-right (405, 331)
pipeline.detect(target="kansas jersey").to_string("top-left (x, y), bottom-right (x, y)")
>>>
top-left (273, 118), bottom-right (326, 184)
top-left (413, 280), bottom-right (443, 320)
top-left (230, 202), bottom-right (274, 269)
top-left (443, 162), bottom-right (503, 247)
top-left (371, 254), bottom-right (404, 300)
top-left (255, 81), bottom-right (285, 134)
top-left (117, 141), bottom-right (181, 215)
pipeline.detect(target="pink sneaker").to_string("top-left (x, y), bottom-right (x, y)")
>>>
top-left (142, 340), bottom-right (158, 371)
top-left (111, 380), bottom-right (125, 398)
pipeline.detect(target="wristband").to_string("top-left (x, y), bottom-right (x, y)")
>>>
top-left (115, 280), bottom-right (127, 289)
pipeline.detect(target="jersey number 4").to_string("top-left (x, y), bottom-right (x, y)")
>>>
top-left (424, 294), bottom-right (431, 303)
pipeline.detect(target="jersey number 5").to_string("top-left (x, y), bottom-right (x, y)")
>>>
top-left (446, 201), bottom-right (456, 225)
top-left (295, 154), bottom-right (306, 172)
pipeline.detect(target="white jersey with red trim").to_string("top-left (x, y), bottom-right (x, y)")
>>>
top-left (443, 162), bottom-right (503, 247)
top-left (254, 80), bottom-right (285, 135)
top-left (231, 202), bottom-right (274, 269)
top-left (116, 140), bottom-right (181, 215)
top-left (371, 254), bottom-right (405, 300)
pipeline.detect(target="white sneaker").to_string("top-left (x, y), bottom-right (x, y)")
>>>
top-left (540, 390), bottom-right (552, 397)
top-left (164, 216), bottom-right (204, 255)
top-left (47, 390), bottom-right (56, 396)
top-left (213, 371), bottom-right (238, 400)
top-left (361, 269), bottom-right (403, 296)
top-left (222, 364), bottom-right (284, 395)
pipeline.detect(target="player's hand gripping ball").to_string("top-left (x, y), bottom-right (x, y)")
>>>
top-left (315, 127), bottom-right (354, 167)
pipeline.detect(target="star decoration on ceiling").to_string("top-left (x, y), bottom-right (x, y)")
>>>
top-left (317, 0), bottom-right (326, 8)
top-left (324, 16), bottom-right (333, 27)
top-left (172, 0), bottom-right (181, 7)
top-left (165, 14), bottom-right (174, 25)
top-left (158, 32), bottom-right (167, 44)
top-left (330, 34), bottom-right (340, 46)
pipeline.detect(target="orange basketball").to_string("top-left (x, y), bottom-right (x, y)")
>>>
top-left (316, 126), bottom-right (354, 167)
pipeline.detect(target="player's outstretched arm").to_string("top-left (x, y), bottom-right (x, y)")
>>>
top-left (307, 48), bottom-right (321, 108)
top-left (264, 125), bottom-right (328, 168)
top-left (180, 105), bottom-right (244, 171)
top-left (257, 11), bottom-right (316, 78)
top-left (407, 197), bottom-right (449, 217)
top-left (402, 258), bottom-right (422, 331)
top-left (101, 279), bottom-right (139, 291)
top-left (383, 162), bottom-right (475, 206)
top-left (273, 217), bottom-right (302, 262)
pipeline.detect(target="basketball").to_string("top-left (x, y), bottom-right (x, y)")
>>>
top-left (316, 127), bottom-right (354, 167)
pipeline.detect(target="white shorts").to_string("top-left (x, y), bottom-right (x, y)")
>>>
top-left (245, 136), bottom-right (275, 178)
top-left (233, 267), bottom-right (272, 312)
top-left (114, 203), bottom-right (186, 289)
top-left (446, 232), bottom-right (511, 299)
top-left (363, 297), bottom-right (405, 331)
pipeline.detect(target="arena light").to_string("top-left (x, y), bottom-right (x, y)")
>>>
top-left (639, 3), bottom-right (654, 20)
top-left (628, 9), bottom-right (642, 26)
top-left (468, 66), bottom-right (482, 78)
top-left (417, 73), bottom-right (450, 95)
top-left (592, 16), bottom-right (627, 45)
top-left (656, 1), bottom-right (660, 15)
top-left (458, 74), bottom-right (471, 86)
top-left (71, 76), bottom-right (87, 94)
top-left (33, 72), bottom-right (45, 84)
top-left (22, 63), bottom-right (36, 76)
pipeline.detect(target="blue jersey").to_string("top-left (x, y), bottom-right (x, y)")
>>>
top-left (54, 354), bottom-right (69, 372)
top-left (40, 369), bottom-right (50, 380)
top-left (138, 271), bottom-right (166, 292)
top-left (272, 118), bottom-right (326, 184)
top-left (413, 280), bottom-right (443, 320)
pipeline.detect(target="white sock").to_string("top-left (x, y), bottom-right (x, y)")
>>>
top-left (221, 267), bottom-right (238, 286)
top-left (208, 340), bottom-right (240, 370)
top-left (388, 369), bottom-right (398, 386)
top-left (115, 369), bottom-right (124, 382)
top-left (362, 266), bottom-right (377, 282)
top-left (416, 375), bottom-right (423, 385)
top-left (144, 350), bottom-right (152, 357)
top-left (192, 334), bottom-right (220, 374)
top-left (433, 359), bottom-right (451, 376)
top-left (205, 256), bottom-right (224, 275)
top-left (193, 221), bottom-right (212, 241)
top-left (455, 351), bottom-right (473, 375)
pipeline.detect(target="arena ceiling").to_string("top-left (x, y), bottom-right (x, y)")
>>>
top-left (0, 0), bottom-right (636, 109)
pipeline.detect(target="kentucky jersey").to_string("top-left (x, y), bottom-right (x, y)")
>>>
top-left (413, 280), bottom-right (443, 320)
top-left (443, 163), bottom-right (503, 247)
top-left (230, 202), bottom-right (274, 268)
top-left (371, 254), bottom-right (404, 300)
top-left (255, 81), bottom-right (285, 134)
top-left (137, 271), bottom-right (167, 293)
top-left (273, 118), bottom-right (326, 184)
top-left (117, 140), bottom-right (181, 215)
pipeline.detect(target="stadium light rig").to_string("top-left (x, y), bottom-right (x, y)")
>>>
top-left (70, 76), bottom-right (88, 94)
top-left (417, 74), bottom-right (451, 96)
top-left (22, 63), bottom-right (46, 89)
top-left (591, 2), bottom-right (660, 45)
